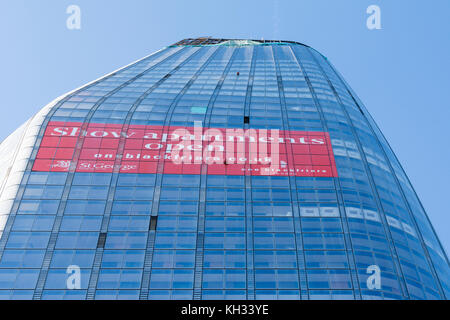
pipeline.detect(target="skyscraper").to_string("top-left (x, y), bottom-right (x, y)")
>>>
top-left (0, 38), bottom-right (448, 300)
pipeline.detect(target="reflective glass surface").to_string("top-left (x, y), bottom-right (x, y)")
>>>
top-left (0, 39), bottom-right (448, 300)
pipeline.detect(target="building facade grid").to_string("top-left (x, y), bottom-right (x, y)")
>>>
top-left (0, 39), bottom-right (448, 300)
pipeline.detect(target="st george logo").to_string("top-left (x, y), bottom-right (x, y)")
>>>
top-left (51, 160), bottom-right (71, 169)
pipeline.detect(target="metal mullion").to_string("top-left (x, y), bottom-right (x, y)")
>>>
top-left (304, 47), bottom-right (411, 299)
top-left (192, 47), bottom-right (238, 300)
top-left (243, 46), bottom-right (258, 300)
top-left (140, 46), bottom-right (223, 300)
top-left (84, 47), bottom-right (204, 301)
top-left (0, 47), bottom-right (181, 258)
top-left (30, 46), bottom-right (187, 300)
top-left (271, 45), bottom-right (306, 300)
top-left (320, 52), bottom-right (446, 299)
top-left (288, 44), bottom-right (362, 300)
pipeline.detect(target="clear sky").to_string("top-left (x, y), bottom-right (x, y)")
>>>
top-left (0, 0), bottom-right (449, 254)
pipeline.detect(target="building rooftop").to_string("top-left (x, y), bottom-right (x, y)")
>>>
top-left (171, 37), bottom-right (311, 48)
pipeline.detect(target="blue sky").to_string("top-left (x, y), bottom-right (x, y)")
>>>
top-left (0, 0), bottom-right (449, 253)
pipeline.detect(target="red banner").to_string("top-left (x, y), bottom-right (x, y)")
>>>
top-left (32, 121), bottom-right (338, 177)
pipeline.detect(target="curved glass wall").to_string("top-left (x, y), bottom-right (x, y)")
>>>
top-left (0, 39), bottom-right (448, 300)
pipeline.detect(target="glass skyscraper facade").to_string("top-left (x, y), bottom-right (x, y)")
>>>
top-left (0, 38), bottom-right (448, 300)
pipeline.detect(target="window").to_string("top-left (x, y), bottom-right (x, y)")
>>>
top-left (307, 269), bottom-right (352, 290)
top-left (108, 216), bottom-right (150, 232)
top-left (111, 201), bottom-right (151, 215)
top-left (6, 232), bottom-right (50, 249)
top-left (149, 269), bottom-right (194, 289)
top-left (51, 250), bottom-right (96, 268)
top-left (0, 269), bottom-right (40, 289)
top-left (152, 250), bottom-right (195, 268)
top-left (12, 215), bottom-right (55, 231)
top-left (23, 185), bottom-right (64, 200)
top-left (65, 200), bottom-right (106, 215)
top-left (303, 233), bottom-right (345, 250)
top-left (253, 233), bottom-right (295, 250)
top-left (157, 216), bottom-right (197, 232)
top-left (105, 232), bottom-right (148, 249)
top-left (60, 216), bottom-right (102, 231)
top-left (254, 251), bottom-right (297, 268)
top-left (255, 269), bottom-right (299, 289)
top-left (204, 233), bottom-right (245, 249)
top-left (101, 250), bottom-right (145, 268)
top-left (205, 217), bottom-right (245, 232)
top-left (0, 250), bottom-right (45, 268)
top-left (253, 217), bottom-right (294, 232)
top-left (305, 251), bottom-right (349, 269)
top-left (41, 290), bottom-right (86, 300)
top-left (45, 269), bottom-right (91, 289)
top-left (18, 200), bottom-right (60, 215)
top-left (69, 186), bottom-right (109, 200)
top-left (202, 269), bottom-right (246, 289)
top-left (97, 269), bottom-right (142, 289)
top-left (203, 250), bottom-right (246, 268)
top-left (55, 232), bottom-right (99, 249)
top-left (114, 187), bottom-right (154, 201)
top-left (94, 290), bottom-right (139, 300)
top-left (154, 233), bottom-right (196, 249)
